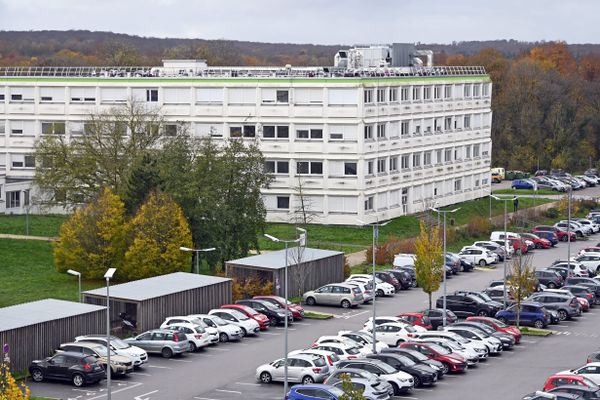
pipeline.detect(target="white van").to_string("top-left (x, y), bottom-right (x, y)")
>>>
top-left (489, 231), bottom-right (521, 241)
top-left (393, 253), bottom-right (416, 268)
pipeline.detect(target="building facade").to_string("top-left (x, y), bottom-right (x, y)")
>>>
top-left (0, 57), bottom-right (492, 225)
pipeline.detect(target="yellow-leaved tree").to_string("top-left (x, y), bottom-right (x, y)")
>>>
top-left (414, 221), bottom-right (443, 309)
top-left (122, 190), bottom-right (193, 280)
top-left (54, 187), bottom-right (128, 279)
top-left (0, 363), bottom-right (30, 400)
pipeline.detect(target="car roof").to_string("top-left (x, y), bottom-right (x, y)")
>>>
top-left (290, 383), bottom-right (334, 390)
top-left (287, 353), bottom-right (320, 362)
top-left (60, 341), bottom-right (103, 349)
top-left (550, 384), bottom-right (600, 392)
top-left (53, 351), bottom-right (89, 359)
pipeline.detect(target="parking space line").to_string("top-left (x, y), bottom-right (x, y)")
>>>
top-left (275, 327), bottom-right (297, 331)
top-left (215, 389), bottom-right (242, 394)
top-left (209, 347), bottom-right (231, 351)
top-left (168, 358), bottom-right (193, 363)
top-left (260, 332), bottom-right (281, 336)
top-left (129, 372), bottom-right (152, 376)
top-left (146, 365), bottom-right (172, 369)
top-left (194, 397), bottom-right (220, 400)
top-left (87, 382), bottom-right (143, 400)
top-left (293, 322), bottom-right (312, 326)
top-left (235, 382), bottom-right (261, 386)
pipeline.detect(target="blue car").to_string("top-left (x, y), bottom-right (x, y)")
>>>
top-left (286, 384), bottom-right (344, 400)
top-left (511, 179), bottom-right (535, 190)
top-left (495, 302), bottom-right (550, 329)
top-left (534, 230), bottom-right (558, 246)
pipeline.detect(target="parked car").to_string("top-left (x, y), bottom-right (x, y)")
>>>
top-left (556, 363), bottom-right (600, 385)
top-left (362, 316), bottom-right (427, 333)
top-left (448, 252), bottom-right (475, 272)
top-left (412, 337), bottom-right (480, 366)
top-left (565, 278), bottom-right (600, 304)
top-left (574, 254), bottom-right (600, 276)
top-left (338, 330), bottom-right (389, 353)
top-left (384, 269), bottom-right (413, 290)
top-left (512, 179), bottom-right (535, 190)
top-left (543, 374), bottom-right (600, 391)
top-left (411, 331), bottom-right (488, 358)
top-left (393, 265), bottom-right (417, 287)
top-left (563, 285), bottom-right (596, 307)
top-left (29, 352), bottom-right (106, 387)
top-left (435, 293), bottom-right (501, 318)
top-left (324, 368), bottom-right (394, 398)
top-left (575, 218), bottom-right (600, 233)
top-left (208, 308), bottom-right (261, 336)
top-left (520, 233), bottom-right (552, 249)
top-left (442, 326), bottom-right (503, 354)
top-left (534, 230), bottom-right (560, 246)
top-left (285, 384), bottom-right (346, 400)
top-left (160, 316), bottom-right (219, 343)
top-left (381, 348), bottom-right (445, 379)
top-left (124, 329), bottom-right (188, 358)
top-left (164, 323), bottom-right (211, 351)
top-left (289, 348), bottom-right (341, 369)
top-left (483, 285), bottom-right (515, 304)
top-left (345, 281), bottom-right (374, 304)
top-left (221, 304), bottom-right (271, 330)
top-left (236, 298), bottom-right (293, 326)
top-left (347, 275), bottom-right (395, 297)
top-left (465, 316), bottom-right (522, 343)
top-left (495, 302), bottom-right (551, 328)
top-left (548, 263), bottom-right (589, 279)
top-left (393, 253), bottom-right (416, 268)
top-left (399, 342), bottom-right (467, 374)
top-left (74, 335), bottom-right (148, 368)
top-left (253, 295), bottom-right (305, 320)
top-left (548, 385), bottom-right (600, 399)
top-left (449, 321), bottom-right (515, 349)
top-left (397, 313), bottom-right (434, 330)
top-left (555, 222), bottom-right (586, 238)
top-left (367, 352), bottom-right (438, 387)
top-left (535, 269), bottom-right (564, 288)
top-left (527, 292), bottom-right (581, 320)
top-left (312, 343), bottom-right (363, 361)
top-left (58, 342), bottom-right (133, 376)
top-left (458, 247), bottom-right (497, 267)
top-left (189, 314), bottom-right (244, 342)
top-left (472, 241), bottom-right (507, 261)
top-left (313, 336), bottom-right (371, 356)
top-left (370, 322), bottom-right (418, 347)
top-left (256, 354), bottom-right (330, 385)
top-left (375, 271), bottom-right (402, 292)
top-left (303, 283), bottom-right (364, 308)
top-left (454, 290), bottom-right (504, 310)
top-left (336, 358), bottom-right (414, 395)
top-left (533, 225), bottom-right (576, 242)
top-left (579, 247), bottom-right (600, 257)
top-left (522, 391), bottom-right (580, 400)
top-left (419, 309), bottom-right (458, 330)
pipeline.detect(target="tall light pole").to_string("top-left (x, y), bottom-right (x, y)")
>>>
top-left (491, 195), bottom-right (517, 309)
top-left (429, 207), bottom-right (460, 327)
top-left (264, 233), bottom-right (301, 397)
top-left (357, 218), bottom-right (391, 352)
top-left (567, 187), bottom-right (572, 273)
top-left (179, 246), bottom-right (216, 274)
top-left (104, 268), bottom-right (116, 400)
top-left (67, 269), bottom-right (81, 302)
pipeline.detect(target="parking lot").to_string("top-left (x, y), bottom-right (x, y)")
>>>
top-left (28, 191), bottom-right (600, 400)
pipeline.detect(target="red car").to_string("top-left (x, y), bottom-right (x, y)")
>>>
top-left (543, 374), bottom-right (598, 391)
top-left (253, 295), bottom-right (305, 320)
top-left (577, 297), bottom-right (590, 312)
top-left (533, 225), bottom-right (576, 242)
top-left (397, 313), bottom-right (433, 330)
top-left (519, 233), bottom-right (552, 249)
top-left (465, 316), bottom-right (521, 344)
top-left (399, 342), bottom-right (467, 373)
top-left (509, 237), bottom-right (528, 254)
top-left (221, 304), bottom-right (270, 330)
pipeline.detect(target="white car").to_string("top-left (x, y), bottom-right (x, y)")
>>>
top-left (188, 314), bottom-right (243, 342)
top-left (288, 348), bottom-right (341, 368)
top-left (339, 359), bottom-right (414, 395)
top-left (337, 330), bottom-right (389, 353)
top-left (256, 354), bottom-right (330, 385)
top-left (165, 322), bottom-right (211, 351)
top-left (208, 309), bottom-right (260, 336)
top-left (571, 254), bottom-right (600, 276)
top-left (411, 331), bottom-right (488, 359)
top-left (312, 335), bottom-right (372, 356)
top-left (312, 342), bottom-right (363, 361)
top-left (363, 316), bottom-right (427, 333)
top-left (368, 322), bottom-right (417, 347)
top-left (345, 281), bottom-right (374, 303)
top-left (74, 335), bottom-right (148, 368)
top-left (557, 362), bottom-right (600, 385)
top-left (443, 326), bottom-right (503, 354)
top-left (458, 246), bottom-right (498, 266)
top-left (576, 218), bottom-right (600, 233)
top-left (160, 316), bottom-right (219, 344)
top-left (393, 253), bottom-right (416, 268)
top-left (347, 275), bottom-right (395, 296)
top-left (490, 231), bottom-right (521, 242)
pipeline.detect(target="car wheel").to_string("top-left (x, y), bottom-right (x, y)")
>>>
top-left (477, 310), bottom-right (488, 317)
top-left (302, 375), bottom-right (315, 385)
top-left (30, 368), bottom-right (43, 382)
top-left (390, 382), bottom-right (400, 395)
top-left (534, 319), bottom-right (545, 329)
top-left (240, 327), bottom-right (247, 337)
top-left (547, 282), bottom-right (556, 289)
top-left (341, 299), bottom-right (351, 309)
top-left (441, 363), bottom-right (450, 374)
top-left (558, 310), bottom-right (568, 321)
top-left (413, 375), bottom-right (421, 387)
top-left (189, 342), bottom-right (197, 352)
top-left (306, 297), bottom-right (316, 306)
top-left (498, 317), bottom-right (508, 324)
top-left (72, 373), bottom-right (84, 387)
top-left (479, 259), bottom-right (487, 267)
top-left (161, 347), bottom-right (173, 358)
top-left (536, 243), bottom-right (542, 249)
top-left (562, 235), bottom-right (568, 242)
top-left (259, 371), bottom-right (272, 384)
top-left (219, 332), bottom-right (229, 342)
top-left (269, 317), bottom-right (278, 326)
top-left (376, 289), bottom-right (384, 297)
top-left (396, 339), bottom-right (404, 347)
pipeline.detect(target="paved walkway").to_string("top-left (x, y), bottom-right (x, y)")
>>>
top-left (0, 233), bottom-right (57, 241)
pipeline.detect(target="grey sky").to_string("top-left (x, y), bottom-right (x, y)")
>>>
top-left (0, 0), bottom-right (598, 45)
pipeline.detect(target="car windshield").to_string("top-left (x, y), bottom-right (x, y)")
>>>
top-left (584, 377), bottom-right (600, 389)
top-left (211, 316), bottom-right (228, 326)
top-left (110, 338), bottom-right (131, 350)
top-left (396, 355), bottom-right (416, 366)
top-left (491, 318), bottom-right (507, 328)
top-left (347, 347), bottom-right (361, 355)
top-left (92, 345), bottom-right (117, 357)
top-left (404, 349), bottom-right (428, 361)
top-left (427, 344), bottom-right (450, 355)
top-left (326, 387), bottom-right (346, 396)
top-left (229, 310), bottom-right (250, 320)
top-left (377, 362), bottom-right (397, 374)
top-left (240, 306), bottom-right (259, 315)
top-left (260, 301), bottom-right (279, 311)
top-left (478, 292), bottom-right (494, 302)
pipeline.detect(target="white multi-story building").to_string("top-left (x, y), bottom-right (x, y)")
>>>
top-left (0, 46), bottom-right (492, 225)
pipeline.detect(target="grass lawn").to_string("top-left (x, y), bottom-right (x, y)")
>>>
top-left (0, 238), bottom-right (103, 307)
top-left (0, 214), bottom-right (68, 237)
top-left (493, 188), bottom-right (560, 196)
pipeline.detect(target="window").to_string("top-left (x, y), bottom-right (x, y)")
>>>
top-left (444, 85), bottom-right (452, 99)
top-left (465, 145), bottom-right (472, 159)
top-left (40, 87), bottom-right (65, 103)
top-left (263, 125), bottom-right (289, 138)
top-left (400, 121), bottom-right (409, 137)
top-left (261, 89), bottom-right (288, 104)
top-left (389, 87), bottom-right (398, 102)
top-left (297, 161), bottom-right (323, 175)
top-left (196, 88), bottom-right (224, 104)
top-left (434, 85), bottom-right (442, 100)
top-left (164, 124), bottom-right (178, 137)
top-left (454, 147), bottom-right (461, 160)
top-left (101, 88), bottom-right (127, 104)
top-left (344, 162), bottom-right (357, 176)
top-left (423, 86), bottom-right (431, 100)
top-left (367, 161), bottom-right (374, 175)
top-left (363, 89), bottom-right (373, 104)
top-left (243, 125), bottom-right (256, 138)
top-left (40, 121), bottom-right (66, 135)
top-left (424, 151), bottom-right (432, 166)
top-left (277, 196), bottom-right (290, 209)
top-left (464, 115), bottom-right (471, 129)
top-left (412, 153), bottom-right (421, 168)
top-left (483, 84), bottom-right (490, 97)
top-left (296, 128), bottom-right (322, 139)
top-left (24, 155), bottom-right (35, 168)
top-left (10, 87), bottom-right (34, 103)
top-left (473, 144), bottom-right (481, 157)
top-left (377, 159), bottom-right (386, 173)
top-left (145, 89), bottom-right (158, 102)
top-left (276, 90), bottom-right (289, 103)
top-left (455, 179), bottom-right (462, 191)
top-left (436, 149), bottom-right (443, 164)
top-left (328, 88), bottom-right (358, 105)
top-left (464, 84), bottom-right (472, 98)
top-left (230, 126), bottom-right (242, 138)
top-left (70, 87), bottom-right (96, 103)
top-left (401, 87), bottom-right (410, 101)
top-left (376, 88), bottom-right (386, 103)
top-left (444, 117), bottom-right (452, 131)
top-left (364, 196), bottom-right (374, 211)
top-left (364, 125), bottom-right (373, 140)
top-left (0, 94), bottom-right (4, 101)
top-left (401, 155), bottom-right (410, 169)
top-left (0, 120), bottom-right (4, 134)
top-left (294, 88), bottom-right (322, 104)
top-left (376, 124), bottom-right (386, 139)
top-left (412, 86), bottom-right (421, 101)
top-left (389, 157), bottom-right (398, 172)
top-left (329, 125), bottom-right (357, 141)
top-left (7, 191), bottom-right (20, 208)
top-left (444, 148), bottom-right (452, 162)
top-left (163, 88), bottom-right (190, 104)
top-left (473, 84), bottom-right (481, 97)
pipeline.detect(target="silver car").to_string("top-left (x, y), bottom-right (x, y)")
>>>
top-left (331, 377), bottom-right (391, 399)
top-left (325, 368), bottom-right (394, 398)
top-left (256, 354), bottom-right (330, 385)
top-left (124, 329), bottom-right (189, 358)
top-left (74, 335), bottom-right (148, 368)
top-left (303, 283), bottom-right (363, 308)
top-left (527, 292), bottom-right (581, 320)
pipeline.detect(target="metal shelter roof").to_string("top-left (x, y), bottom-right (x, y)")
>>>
top-left (227, 248), bottom-right (343, 270)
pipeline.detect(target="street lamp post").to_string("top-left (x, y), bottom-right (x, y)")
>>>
top-left (491, 195), bottom-right (518, 309)
top-left (104, 268), bottom-right (116, 400)
top-left (179, 246), bottom-right (217, 274)
top-left (429, 207), bottom-right (460, 327)
top-left (357, 218), bottom-right (390, 352)
top-left (67, 269), bottom-right (81, 302)
top-left (264, 233), bottom-right (302, 397)
top-left (567, 187), bottom-right (572, 272)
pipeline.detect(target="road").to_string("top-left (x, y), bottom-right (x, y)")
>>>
top-left (29, 209), bottom-right (600, 400)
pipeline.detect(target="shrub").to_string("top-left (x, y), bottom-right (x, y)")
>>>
top-left (232, 275), bottom-right (274, 301)
top-left (465, 216), bottom-right (491, 237)
top-left (0, 363), bottom-right (30, 399)
top-left (343, 256), bottom-right (351, 279)
top-left (544, 207), bottom-right (559, 219)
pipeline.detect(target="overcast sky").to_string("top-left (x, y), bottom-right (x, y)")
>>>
top-left (0, 0), bottom-right (598, 45)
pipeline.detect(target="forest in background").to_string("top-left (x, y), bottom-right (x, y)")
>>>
top-left (2, 30), bottom-right (600, 172)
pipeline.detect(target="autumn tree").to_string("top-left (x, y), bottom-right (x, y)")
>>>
top-left (506, 254), bottom-right (537, 327)
top-left (54, 187), bottom-right (127, 279)
top-left (122, 190), bottom-right (193, 281)
top-left (338, 372), bottom-right (367, 400)
top-left (33, 101), bottom-right (166, 208)
top-left (414, 221), bottom-right (443, 309)
top-left (0, 363), bottom-right (30, 400)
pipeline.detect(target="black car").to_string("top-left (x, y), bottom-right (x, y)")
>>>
top-left (235, 299), bottom-right (292, 326)
top-left (549, 384), bottom-right (600, 399)
top-left (385, 269), bottom-right (412, 290)
top-left (420, 308), bottom-right (458, 330)
top-left (448, 252), bottom-right (474, 272)
top-left (523, 391), bottom-right (580, 400)
top-left (29, 352), bottom-right (105, 387)
top-left (394, 265), bottom-right (417, 287)
top-left (564, 285), bottom-right (596, 306)
top-left (381, 348), bottom-right (445, 379)
top-left (450, 321), bottom-right (515, 349)
top-left (367, 353), bottom-right (438, 387)
top-left (565, 278), bottom-right (600, 304)
top-left (454, 290), bottom-right (503, 309)
top-left (337, 359), bottom-right (413, 395)
top-left (436, 293), bottom-right (500, 318)
top-left (375, 271), bottom-right (402, 291)
top-left (535, 270), bottom-right (564, 288)
top-left (547, 266), bottom-right (570, 281)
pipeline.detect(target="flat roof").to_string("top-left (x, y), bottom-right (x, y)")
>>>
top-left (227, 247), bottom-right (343, 270)
top-left (83, 272), bottom-right (231, 302)
top-left (0, 299), bottom-right (106, 332)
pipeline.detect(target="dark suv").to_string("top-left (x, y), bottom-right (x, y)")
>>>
top-left (235, 299), bottom-right (292, 326)
top-left (436, 293), bottom-right (500, 318)
top-left (385, 269), bottom-right (412, 290)
top-left (534, 269), bottom-right (564, 288)
top-left (29, 352), bottom-right (105, 387)
top-left (375, 271), bottom-right (401, 291)
top-left (565, 277), bottom-right (600, 304)
top-left (420, 309), bottom-right (458, 330)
